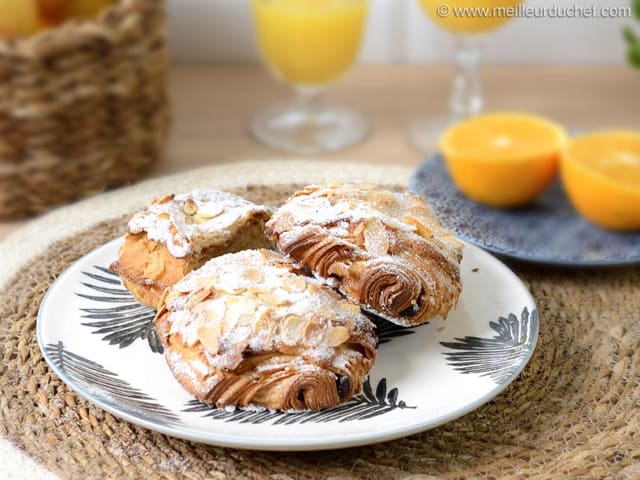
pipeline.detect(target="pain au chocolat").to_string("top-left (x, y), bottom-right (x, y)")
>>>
top-left (110, 189), bottom-right (272, 310)
top-left (266, 184), bottom-right (463, 327)
top-left (155, 249), bottom-right (377, 411)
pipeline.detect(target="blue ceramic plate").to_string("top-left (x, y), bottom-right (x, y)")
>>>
top-left (409, 155), bottom-right (640, 266)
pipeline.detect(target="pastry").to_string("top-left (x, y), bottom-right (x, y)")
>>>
top-left (265, 184), bottom-right (463, 327)
top-left (110, 189), bottom-right (272, 310)
top-left (155, 249), bottom-right (377, 411)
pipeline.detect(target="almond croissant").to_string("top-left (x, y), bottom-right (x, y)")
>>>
top-left (265, 184), bottom-right (463, 327)
top-left (155, 249), bottom-right (377, 411)
top-left (110, 189), bottom-right (272, 310)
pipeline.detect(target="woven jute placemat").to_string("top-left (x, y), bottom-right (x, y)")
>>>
top-left (0, 161), bottom-right (639, 479)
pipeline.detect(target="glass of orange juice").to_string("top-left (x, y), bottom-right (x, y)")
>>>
top-left (410, 0), bottom-right (522, 153)
top-left (251, 0), bottom-right (370, 154)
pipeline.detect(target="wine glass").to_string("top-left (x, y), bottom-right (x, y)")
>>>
top-left (250, 0), bottom-right (370, 154)
top-left (410, 0), bottom-right (522, 153)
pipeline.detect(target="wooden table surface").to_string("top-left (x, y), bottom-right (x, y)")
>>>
top-left (0, 63), bottom-right (638, 241)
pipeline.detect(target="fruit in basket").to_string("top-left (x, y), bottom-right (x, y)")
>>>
top-left (0, 0), bottom-right (41, 38)
top-left (36, 0), bottom-right (66, 25)
top-left (440, 113), bottom-right (568, 208)
top-left (64, 0), bottom-right (117, 18)
top-left (0, 0), bottom-right (117, 38)
top-left (561, 131), bottom-right (640, 231)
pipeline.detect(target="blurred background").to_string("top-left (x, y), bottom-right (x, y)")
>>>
top-left (0, 0), bottom-right (637, 237)
top-left (169, 0), bottom-right (631, 64)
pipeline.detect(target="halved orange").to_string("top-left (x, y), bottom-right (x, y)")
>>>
top-left (561, 131), bottom-right (640, 232)
top-left (441, 113), bottom-right (568, 208)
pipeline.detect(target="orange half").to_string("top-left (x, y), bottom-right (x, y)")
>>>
top-left (561, 131), bottom-right (640, 231)
top-left (441, 113), bottom-right (568, 208)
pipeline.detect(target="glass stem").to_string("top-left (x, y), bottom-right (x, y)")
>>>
top-left (295, 86), bottom-right (324, 120)
top-left (450, 35), bottom-right (484, 121)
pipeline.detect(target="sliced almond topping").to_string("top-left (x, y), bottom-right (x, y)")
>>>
top-left (189, 287), bottom-right (212, 305)
top-left (302, 321), bottom-right (321, 342)
top-left (191, 298), bottom-right (212, 317)
top-left (224, 298), bottom-right (247, 328)
top-left (193, 213), bottom-right (209, 224)
top-left (363, 218), bottom-right (389, 256)
top-left (323, 326), bottom-right (350, 347)
top-left (243, 268), bottom-right (264, 283)
top-left (224, 303), bottom-right (244, 328)
top-left (197, 203), bottom-right (224, 218)
top-left (154, 194), bottom-right (174, 205)
top-left (198, 323), bottom-right (221, 354)
top-left (183, 198), bottom-right (198, 215)
top-left (237, 313), bottom-right (254, 326)
top-left (288, 275), bottom-right (307, 293)
top-left (254, 310), bottom-right (278, 347)
top-left (246, 286), bottom-right (265, 297)
top-left (164, 290), bottom-right (181, 306)
top-left (169, 224), bottom-right (181, 240)
top-left (224, 295), bottom-right (240, 307)
top-left (157, 212), bottom-right (170, 220)
top-left (339, 300), bottom-right (361, 314)
top-left (403, 215), bottom-right (433, 240)
top-left (281, 315), bottom-right (304, 346)
top-left (258, 292), bottom-right (282, 306)
top-left (253, 309), bottom-right (271, 332)
top-left (304, 284), bottom-right (324, 297)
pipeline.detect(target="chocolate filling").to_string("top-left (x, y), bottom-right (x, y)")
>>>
top-left (336, 375), bottom-right (351, 398)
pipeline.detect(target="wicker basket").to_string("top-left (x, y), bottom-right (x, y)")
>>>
top-left (0, 0), bottom-right (170, 219)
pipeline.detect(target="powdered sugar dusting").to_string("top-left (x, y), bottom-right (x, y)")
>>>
top-left (128, 189), bottom-right (269, 258)
top-left (164, 250), bottom-right (376, 376)
top-left (266, 184), bottom-right (464, 328)
top-left (167, 350), bottom-right (222, 398)
top-left (275, 184), bottom-right (419, 238)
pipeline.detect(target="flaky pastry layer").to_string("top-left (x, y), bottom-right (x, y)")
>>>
top-left (111, 189), bottom-right (272, 309)
top-left (155, 249), bottom-right (377, 411)
top-left (266, 184), bottom-right (463, 326)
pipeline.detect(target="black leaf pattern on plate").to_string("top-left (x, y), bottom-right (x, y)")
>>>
top-left (440, 307), bottom-right (538, 384)
top-left (182, 377), bottom-right (415, 425)
top-left (77, 266), bottom-right (163, 353)
top-left (44, 341), bottom-right (181, 424)
top-left (76, 265), bottom-right (424, 354)
top-left (364, 311), bottom-right (421, 345)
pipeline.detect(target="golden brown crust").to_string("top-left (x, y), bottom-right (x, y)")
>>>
top-left (265, 184), bottom-right (464, 327)
top-left (155, 249), bottom-right (377, 411)
top-left (110, 190), bottom-right (273, 310)
top-left (110, 233), bottom-right (195, 309)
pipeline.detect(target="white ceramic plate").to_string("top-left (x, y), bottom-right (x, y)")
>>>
top-left (37, 238), bottom-right (538, 451)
